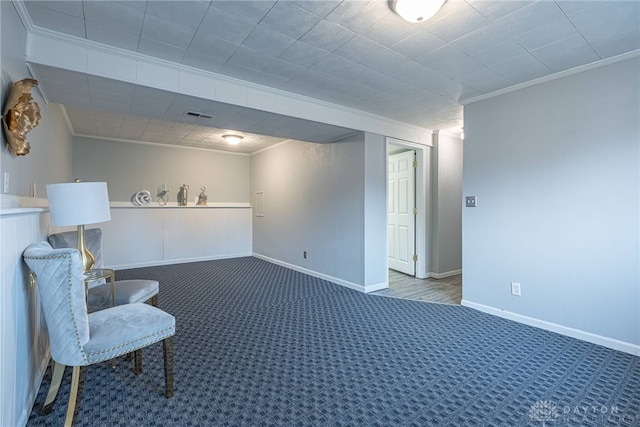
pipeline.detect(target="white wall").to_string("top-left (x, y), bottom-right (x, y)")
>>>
top-left (251, 133), bottom-right (386, 290)
top-left (363, 133), bottom-right (388, 290)
top-left (430, 132), bottom-right (463, 276)
top-left (1, 3), bottom-right (74, 426)
top-left (462, 57), bottom-right (640, 353)
top-left (1, 3), bottom-right (72, 197)
top-left (73, 137), bottom-right (250, 203)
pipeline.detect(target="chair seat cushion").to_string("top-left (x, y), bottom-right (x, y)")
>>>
top-left (84, 303), bottom-right (175, 364)
top-left (88, 279), bottom-right (159, 307)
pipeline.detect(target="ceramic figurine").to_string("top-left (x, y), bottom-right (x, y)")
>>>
top-left (197, 186), bottom-right (207, 206)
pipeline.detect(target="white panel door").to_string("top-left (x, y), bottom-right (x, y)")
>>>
top-left (388, 150), bottom-right (416, 275)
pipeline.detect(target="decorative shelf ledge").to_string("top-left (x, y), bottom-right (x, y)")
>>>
top-left (109, 202), bottom-right (252, 208)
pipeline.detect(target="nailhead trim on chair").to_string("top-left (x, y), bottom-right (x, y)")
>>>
top-left (25, 253), bottom-right (89, 366)
top-left (86, 327), bottom-right (175, 364)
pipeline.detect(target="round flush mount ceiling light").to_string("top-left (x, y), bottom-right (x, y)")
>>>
top-left (223, 135), bottom-right (243, 145)
top-left (392, 0), bottom-right (446, 23)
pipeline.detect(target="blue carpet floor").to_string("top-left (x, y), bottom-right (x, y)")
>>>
top-left (27, 257), bottom-right (639, 426)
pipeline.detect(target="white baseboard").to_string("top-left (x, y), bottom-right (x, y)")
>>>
top-left (428, 269), bottom-right (462, 279)
top-left (107, 252), bottom-right (253, 270)
top-left (252, 253), bottom-right (369, 293)
top-left (364, 282), bottom-right (388, 293)
top-left (462, 300), bottom-right (640, 356)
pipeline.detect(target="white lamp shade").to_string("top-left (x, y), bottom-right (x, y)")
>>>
top-left (47, 182), bottom-right (111, 226)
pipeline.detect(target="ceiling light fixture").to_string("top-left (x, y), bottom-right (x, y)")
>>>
top-left (223, 134), bottom-right (243, 145)
top-left (391, 0), bottom-right (446, 23)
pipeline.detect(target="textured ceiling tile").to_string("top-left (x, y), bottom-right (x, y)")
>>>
top-left (492, 1), bottom-right (568, 39)
top-left (530, 34), bottom-right (600, 72)
top-left (188, 31), bottom-right (239, 61)
top-left (28, 1), bottom-right (84, 18)
top-left (391, 30), bottom-right (446, 59)
top-left (85, 20), bottom-right (140, 51)
top-left (310, 53), bottom-right (360, 78)
top-left (339, 62), bottom-right (403, 90)
top-left (299, 19), bottom-right (357, 52)
top-left (262, 59), bottom-right (308, 81)
top-left (25, 3), bottom-right (86, 37)
top-left (25, 0), bottom-right (640, 140)
top-left (207, 1), bottom-right (276, 24)
top-left (358, 12), bottom-right (419, 48)
top-left (291, 1), bottom-right (342, 18)
top-left (144, 1), bottom-right (210, 29)
top-left (141, 15), bottom-right (197, 50)
top-left (325, 1), bottom-right (389, 33)
top-left (227, 46), bottom-right (276, 72)
top-left (243, 25), bottom-right (297, 57)
top-left (450, 24), bottom-right (509, 56)
top-left (333, 35), bottom-right (384, 64)
top-left (426, 1), bottom-right (489, 43)
top-left (181, 52), bottom-right (226, 73)
top-left (511, 22), bottom-right (579, 51)
top-left (454, 67), bottom-right (511, 93)
top-left (279, 41), bottom-right (330, 68)
top-left (416, 45), bottom-right (469, 72)
top-left (83, 1), bottom-right (145, 35)
top-left (218, 63), bottom-right (261, 83)
top-left (489, 52), bottom-right (550, 82)
top-left (198, 6), bottom-right (257, 44)
top-left (471, 41), bottom-right (527, 67)
top-left (138, 38), bottom-right (187, 63)
top-left (465, 0), bottom-right (535, 20)
top-left (567, 2), bottom-right (640, 57)
top-left (382, 60), bottom-right (428, 83)
top-left (436, 57), bottom-right (487, 80)
top-left (589, 32), bottom-right (640, 59)
top-left (260, 2), bottom-right (321, 39)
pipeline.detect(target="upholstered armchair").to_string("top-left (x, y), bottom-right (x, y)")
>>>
top-left (23, 242), bottom-right (175, 427)
top-left (48, 228), bottom-right (159, 308)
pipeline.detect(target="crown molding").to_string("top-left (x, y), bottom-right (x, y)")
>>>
top-left (12, 0), bottom-right (34, 32)
top-left (462, 50), bottom-right (640, 105)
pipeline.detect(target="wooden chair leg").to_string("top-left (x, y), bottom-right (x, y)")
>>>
top-left (134, 349), bottom-right (142, 374)
top-left (163, 337), bottom-right (174, 398)
top-left (41, 361), bottom-right (66, 415)
top-left (63, 366), bottom-right (81, 427)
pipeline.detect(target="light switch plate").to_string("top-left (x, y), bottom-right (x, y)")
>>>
top-left (2, 172), bottom-right (9, 193)
top-left (465, 196), bottom-right (477, 207)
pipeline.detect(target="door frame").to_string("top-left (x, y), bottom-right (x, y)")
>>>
top-left (386, 137), bottom-right (431, 279)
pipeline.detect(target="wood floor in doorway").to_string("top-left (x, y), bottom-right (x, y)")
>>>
top-left (373, 270), bottom-right (462, 305)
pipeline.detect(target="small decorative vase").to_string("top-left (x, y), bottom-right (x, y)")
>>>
top-left (178, 184), bottom-right (189, 206)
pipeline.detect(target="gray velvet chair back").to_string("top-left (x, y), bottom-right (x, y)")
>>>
top-left (23, 242), bottom-right (90, 366)
top-left (48, 228), bottom-right (103, 268)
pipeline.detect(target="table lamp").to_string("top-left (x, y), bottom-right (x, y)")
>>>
top-left (47, 180), bottom-right (111, 271)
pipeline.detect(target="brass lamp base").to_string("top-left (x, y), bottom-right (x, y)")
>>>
top-left (76, 224), bottom-right (95, 271)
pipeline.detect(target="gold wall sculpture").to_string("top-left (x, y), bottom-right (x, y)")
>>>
top-left (2, 78), bottom-right (41, 156)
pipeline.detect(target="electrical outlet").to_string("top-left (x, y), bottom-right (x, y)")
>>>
top-left (511, 282), bottom-right (522, 296)
top-left (303, 251), bottom-right (307, 259)
top-left (465, 196), bottom-right (477, 207)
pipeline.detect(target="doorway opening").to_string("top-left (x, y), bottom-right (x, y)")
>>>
top-left (386, 137), bottom-right (428, 280)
